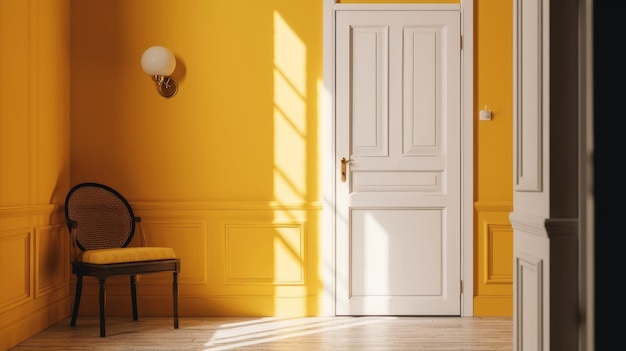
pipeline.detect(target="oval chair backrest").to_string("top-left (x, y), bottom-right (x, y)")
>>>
top-left (65, 182), bottom-right (135, 251)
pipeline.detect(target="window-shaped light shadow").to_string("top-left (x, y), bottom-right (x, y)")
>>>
top-left (203, 316), bottom-right (393, 350)
top-left (273, 11), bottom-right (307, 203)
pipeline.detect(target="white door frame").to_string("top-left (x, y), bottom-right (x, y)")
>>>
top-left (321, 0), bottom-right (474, 317)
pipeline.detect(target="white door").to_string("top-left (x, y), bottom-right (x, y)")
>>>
top-left (335, 8), bottom-right (462, 315)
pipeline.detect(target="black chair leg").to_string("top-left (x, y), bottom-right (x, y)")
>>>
top-left (98, 279), bottom-right (106, 337)
top-left (130, 275), bottom-right (138, 321)
top-left (70, 275), bottom-right (83, 327)
top-left (173, 271), bottom-right (179, 329)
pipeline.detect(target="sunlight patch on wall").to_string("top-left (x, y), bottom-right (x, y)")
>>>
top-left (225, 224), bottom-right (304, 284)
top-left (273, 11), bottom-right (307, 203)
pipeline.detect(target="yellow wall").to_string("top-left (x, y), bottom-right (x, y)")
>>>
top-left (474, 0), bottom-right (514, 316)
top-left (0, 1), bottom-right (71, 349)
top-left (69, 0), bottom-right (325, 318)
top-left (0, 0), bottom-right (514, 348)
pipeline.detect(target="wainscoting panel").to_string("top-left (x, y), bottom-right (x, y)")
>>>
top-left (140, 219), bottom-right (207, 285)
top-left (224, 223), bottom-right (305, 284)
top-left (0, 206), bottom-right (71, 351)
top-left (72, 201), bottom-right (324, 317)
top-left (35, 224), bottom-right (69, 297)
top-left (473, 202), bottom-right (513, 316)
top-left (0, 227), bottom-right (32, 312)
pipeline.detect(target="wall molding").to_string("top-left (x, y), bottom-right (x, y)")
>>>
top-left (132, 201), bottom-right (323, 212)
top-left (0, 204), bottom-right (59, 217)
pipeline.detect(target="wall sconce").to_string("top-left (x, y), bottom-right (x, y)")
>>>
top-left (141, 46), bottom-right (178, 98)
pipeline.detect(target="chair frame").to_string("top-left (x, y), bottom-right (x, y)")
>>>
top-left (65, 182), bottom-right (180, 337)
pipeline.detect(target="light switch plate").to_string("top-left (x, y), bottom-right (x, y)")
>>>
top-left (479, 109), bottom-right (492, 121)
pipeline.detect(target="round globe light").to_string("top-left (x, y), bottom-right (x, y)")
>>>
top-left (141, 46), bottom-right (176, 76)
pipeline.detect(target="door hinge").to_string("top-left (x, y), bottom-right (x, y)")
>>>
top-left (460, 35), bottom-right (463, 51)
top-left (460, 280), bottom-right (463, 294)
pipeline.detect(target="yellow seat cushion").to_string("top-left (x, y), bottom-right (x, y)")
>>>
top-left (80, 247), bottom-right (176, 264)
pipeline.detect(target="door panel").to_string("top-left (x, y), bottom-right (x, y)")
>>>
top-left (335, 9), bottom-right (461, 315)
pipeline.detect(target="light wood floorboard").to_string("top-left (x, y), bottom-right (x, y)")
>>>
top-left (10, 316), bottom-right (512, 351)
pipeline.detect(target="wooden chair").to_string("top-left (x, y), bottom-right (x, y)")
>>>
top-left (64, 182), bottom-right (180, 337)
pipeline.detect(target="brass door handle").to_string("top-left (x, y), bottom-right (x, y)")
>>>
top-left (341, 157), bottom-right (353, 183)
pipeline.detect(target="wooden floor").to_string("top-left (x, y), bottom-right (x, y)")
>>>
top-left (10, 316), bottom-right (512, 350)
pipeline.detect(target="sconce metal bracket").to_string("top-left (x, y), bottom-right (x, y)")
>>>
top-left (153, 75), bottom-right (178, 98)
